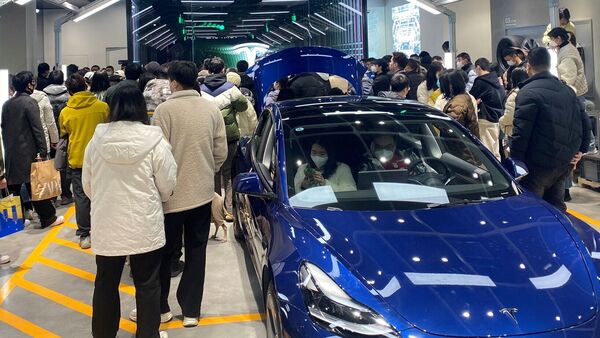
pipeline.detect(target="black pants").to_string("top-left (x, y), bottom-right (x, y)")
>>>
top-left (160, 202), bottom-right (212, 317)
top-left (60, 169), bottom-right (73, 199)
top-left (8, 184), bottom-right (57, 228)
top-left (68, 168), bottom-right (90, 237)
top-left (521, 164), bottom-right (571, 212)
top-left (92, 249), bottom-right (162, 338)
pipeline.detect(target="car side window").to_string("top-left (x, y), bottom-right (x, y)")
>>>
top-left (254, 112), bottom-right (276, 190)
top-left (252, 109), bottom-right (272, 160)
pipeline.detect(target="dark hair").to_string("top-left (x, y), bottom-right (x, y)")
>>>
top-left (375, 59), bottom-right (389, 73)
top-left (48, 70), bottom-right (64, 85)
top-left (109, 85), bottom-right (149, 125)
top-left (208, 56), bottom-right (225, 74)
top-left (420, 54), bottom-right (432, 67)
top-left (442, 41), bottom-right (450, 51)
top-left (8, 74), bottom-right (14, 93)
top-left (91, 65), bottom-right (100, 70)
top-left (77, 69), bottom-right (87, 77)
top-left (419, 51), bottom-right (431, 59)
top-left (528, 47), bottom-right (551, 72)
top-left (475, 58), bottom-right (492, 72)
top-left (90, 72), bottom-right (110, 93)
top-left (37, 63), bottom-right (50, 75)
top-left (168, 61), bottom-right (198, 89)
top-left (559, 8), bottom-right (570, 21)
top-left (366, 57), bottom-right (377, 63)
top-left (390, 73), bottom-right (410, 92)
top-left (426, 62), bottom-right (444, 91)
top-left (548, 27), bottom-right (571, 46)
top-left (391, 52), bottom-right (409, 69)
top-left (308, 139), bottom-right (337, 179)
top-left (328, 87), bottom-right (345, 96)
top-left (106, 65), bottom-right (114, 71)
top-left (65, 74), bottom-right (87, 94)
top-left (138, 72), bottom-right (156, 91)
top-left (125, 63), bottom-right (144, 81)
top-left (12, 71), bottom-right (34, 93)
top-left (456, 52), bottom-right (471, 63)
top-left (237, 60), bottom-right (249, 72)
top-left (277, 88), bottom-right (295, 101)
top-left (439, 69), bottom-right (467, 99)
top-left (510, 67), bottom-right (529, 88)
top-left (382, 55), bottom-right (393, 64)
top-left (406, 59), bottom-right (420, 72)
top-left (226, 67), bottom-right (237, 74)
top-left (432, 55), bottom-right (443, 63)
top-left (67, 64), bottom-right (79, 77)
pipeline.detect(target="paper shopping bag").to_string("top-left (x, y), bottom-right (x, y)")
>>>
top-left (30, 159), bottom-right (62, 201)
top-left (0, 193), bottom-right (24, 238)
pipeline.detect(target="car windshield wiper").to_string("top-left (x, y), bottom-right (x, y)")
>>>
top-left (427, 197), bottom-right (504, 209)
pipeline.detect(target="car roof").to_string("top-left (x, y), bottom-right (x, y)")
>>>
top-left (273, 95), bottom-right (446, 120)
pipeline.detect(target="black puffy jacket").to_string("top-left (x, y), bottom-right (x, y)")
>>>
top-left (511, 71), bottom-right (590, 169)
top-left (470, 72), bottom-right (505, 123)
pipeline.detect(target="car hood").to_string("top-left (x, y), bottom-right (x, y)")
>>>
top-left (294, 195), bottom-right (597, 337)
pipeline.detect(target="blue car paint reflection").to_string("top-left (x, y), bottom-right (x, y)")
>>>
top-left (233, 48), bottom-right (600, 337)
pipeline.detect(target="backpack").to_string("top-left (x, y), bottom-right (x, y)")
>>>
top-left (51, 101), bottom-right (66, 123)
top-left (240, 87), bottom-right (255, 106)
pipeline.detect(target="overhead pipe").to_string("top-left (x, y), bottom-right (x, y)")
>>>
top-left (54, 12), bottom-right (77, 69)
top-left (548, 0), bottom-right (559, 28)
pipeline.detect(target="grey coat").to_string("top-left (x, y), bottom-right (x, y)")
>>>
top-left (1, 93), bottom-right (47, 185)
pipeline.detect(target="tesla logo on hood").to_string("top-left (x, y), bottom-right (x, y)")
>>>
top-left (500, 308), bottom-right (519, 324)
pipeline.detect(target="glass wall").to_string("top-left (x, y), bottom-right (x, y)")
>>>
top-left (128, 0), bottom-right (366, 66)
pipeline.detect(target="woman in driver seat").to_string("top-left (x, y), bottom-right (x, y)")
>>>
top-left (294, 140), bottom-right (356, 193)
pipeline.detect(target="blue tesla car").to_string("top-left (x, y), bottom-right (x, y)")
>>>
top-left (233, 48), bottom-right (600, 337)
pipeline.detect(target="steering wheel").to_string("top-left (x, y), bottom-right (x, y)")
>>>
top-left (407, 157), bottom-right (452, 185)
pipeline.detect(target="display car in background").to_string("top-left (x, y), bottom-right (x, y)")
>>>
top-left (233, 48), bottom-right (600, 338)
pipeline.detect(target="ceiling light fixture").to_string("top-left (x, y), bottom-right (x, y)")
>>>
top-left (407, 0), bottom-right (442, 15)
top-left (15, 0), bottom-right (33, 5)
top-left (158, 40), bottom-right (176, 51)
top-left (313, 13), bottom-right (346, 31)
top-left (249, 11), bottom-right (290, 15)
top-left (132, 5), bottom-right (152, 18)
top-left (151, 33), bottom-right (175, 47)
top-left (338, 2), bottom-right (362, 16)
top-left (156, 36), bottom-right (177, 49)
top-left (255, 36), bottom-right (272, 46)
top-left (132, 16), bottom-right (161, 34)
top-left (137, 24), bottom-right (167, 42)
top-left (292, 21), bottom-right (312, 38)
top-left (309, 22), bottom-right (326, 35)
top-left (242, 18), bottom-right (275, 22)
top-left (185, 19), bottom-right (225, 23)
top-left (269, 31), bottom-right (290, 43)
top-left (261, 0), bottom-right (306, 2)
top-left (232, 28), bottom-right (258, 31)
top-left (183, 12), bottom-right (227, 15)
top-left (236, 24), bottom-right (264, 27)
top-left (261, 34), bottom-right (280, 45)
top-left (280, 27), bottom-right (303, 40)
top-left (73, 0), bottom-right (121, 22)
top-left (145, 30), bottom-right (170, 44)
top-left (181, 0), bottom-right (234, 3)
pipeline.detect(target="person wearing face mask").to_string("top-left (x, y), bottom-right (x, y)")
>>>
top-left (294, 140), bottom-right (356, 193)
top-left (502, 48), bottom-right (527, 91)
top-left (456, 52), bottom-right (477, 92)
top-left (543, 8), bottom-right (576, 46)
top-left (372, 59), bottom-right (391, 96)
top-left (362, 134), bottom-right (419, 172)
top-left (1, 71), bottom-right (64, 230)
top-left (361, 58), bottom-right (377, 95)
top-left (547, 27), bottom-right (587, 97)
top-left (417, 62), bottom-right (444, 107)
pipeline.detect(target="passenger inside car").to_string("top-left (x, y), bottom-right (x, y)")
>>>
top-left (293, 140), bottom-right (357, 193)
top-left (362, 134), bottom-right (420, 171)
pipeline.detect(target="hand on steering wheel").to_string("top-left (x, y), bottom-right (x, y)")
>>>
top-left (407, 157), bottom-right (452, 184)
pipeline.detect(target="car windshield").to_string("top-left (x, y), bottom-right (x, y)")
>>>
top-left (282, 105), bottom-right (517, 211)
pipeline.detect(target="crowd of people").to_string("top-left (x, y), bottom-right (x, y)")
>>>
top-left (0, 6), bottom-right (595, 337)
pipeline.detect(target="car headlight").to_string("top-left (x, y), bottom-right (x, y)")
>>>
top-left (299, 262), bottom-right (399, 337)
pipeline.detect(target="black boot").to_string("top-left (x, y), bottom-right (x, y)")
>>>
top-left (564, 189), bottom-right (572, 202)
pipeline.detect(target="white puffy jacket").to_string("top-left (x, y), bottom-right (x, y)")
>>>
top-left (499, 88), bottom-right (519, 137)
top-left (30, 90), bottom-right (59, 151)
top-left (82, 121), bottom-right (177, 256)
top-left (557, 43), bottom-right (588, 96)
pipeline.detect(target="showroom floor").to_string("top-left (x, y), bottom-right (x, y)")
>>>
top-left (0, 186), bottom-right (599, 337)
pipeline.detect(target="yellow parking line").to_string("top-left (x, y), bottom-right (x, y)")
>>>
top-left (568, 209), bottom-right (600, 232)
top-left (0, 308), bottom-right (60, 338)
top-left (16, 278), bottom-right (137, 334)
top-left (63, 221), bottom-right (78, 230)
top-left (50, 237), bottom-right (93, 255)
top-left (36, 256), bottom-right (136, 296)
top-left (160, 312), bottom-right (264, 330)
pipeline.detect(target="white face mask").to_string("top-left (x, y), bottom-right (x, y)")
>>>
top-left (549, 40), bottom-right (559, 49)
top-left (506, 60), bottom-right (515, 67)
top-left (456, 60), bottom-right (465, 68)
top-left (311, 155), bottom-right (328, 168)
top-left (374, 149), bottom-right (394, 163)
top-left (370, 65), bottom-right (378, 73)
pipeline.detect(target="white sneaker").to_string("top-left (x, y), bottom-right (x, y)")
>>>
top-left (24, 210), bottom-right (35, 220)
top-left (183, 317), bottom-right (199, 328)
top-left (79, 236), bottom-right (91, 249)
top-left (128, 309), bottom-right (173, 323)
top-left (159, 332), bottom-right (168, 338)
top-left (0, 255), bottom-right (10, 265)
top-left (49, 216), bottom-right (64, 228)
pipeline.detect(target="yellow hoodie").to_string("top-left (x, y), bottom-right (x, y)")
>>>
top-left (59, 92), bottom-right (109, 169)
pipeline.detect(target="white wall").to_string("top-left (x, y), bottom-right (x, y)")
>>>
top-left (41, 1), bottom-right (127, 68)
top-left (443, 0), bottom-right (493, 60)
top-left (0, 1), bottom-right (38, 73)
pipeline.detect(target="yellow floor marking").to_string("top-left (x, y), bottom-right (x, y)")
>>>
top-left (16, 278), bottom-right (137, 334)
top-left (36, 256), bottom-right (136, 296)
top-left (49, 237), bottom-right (94, 255)
top-left (0, 308), bottom-right (60, 338)
top-left (62, 221), bottom-right (78, 230)
top-left (568, 209), bottom-right (600, 231)
top-left (160, 312), bottom-right (264, 330)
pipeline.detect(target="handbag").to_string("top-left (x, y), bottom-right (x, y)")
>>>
top-left (0, 191), bottom-right (24, 238)
top-left (54, 138), bottom-right (68, 171)
top-left (30, 159), bottom-right (62, 201)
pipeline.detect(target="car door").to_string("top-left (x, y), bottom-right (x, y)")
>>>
top-left (242, 110), bottom-right (278, 281)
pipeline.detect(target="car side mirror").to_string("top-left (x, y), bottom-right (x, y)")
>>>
top-left (234, 172), bottom-right (277, 199)
top-left (502, 158), bottom-right (529, 181)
